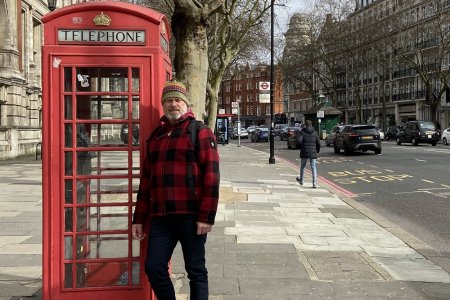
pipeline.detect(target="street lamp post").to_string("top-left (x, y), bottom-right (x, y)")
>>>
top-left (269, 0), bottom-right (275, 164)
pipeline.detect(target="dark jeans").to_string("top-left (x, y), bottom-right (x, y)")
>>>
top-left (145, 215), bottom-right (208, 300)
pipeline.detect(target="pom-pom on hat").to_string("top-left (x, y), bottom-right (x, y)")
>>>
top-left (161, 79), bottom-right (190, 106)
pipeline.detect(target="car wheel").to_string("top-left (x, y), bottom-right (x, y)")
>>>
top-left (326, 140), bottom-right (330, 146)
top-left (374, 149), bottom-right (381, 154)
top-left (287, 142), bottom-right (291, 149)
top-left (396, 138), bottom-right (401, 145)
top-left (334, 144), bottom-right (340, 154)
top-left (412, 137), bottom-right (418, 146)
top-left (444, 137), bottom-right (448, 145)
top-left (431, 142), bottom-right (437, 146)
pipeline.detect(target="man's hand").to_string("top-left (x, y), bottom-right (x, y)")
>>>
top-left (132, 224), bottom-right (146, 241)
top-left (196, 222), bottom-right (212, 235)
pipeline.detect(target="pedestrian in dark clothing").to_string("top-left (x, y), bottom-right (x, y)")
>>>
top-left (296, 120), bottom-right (321, 188)
top-left (132, 79), bottom-right (220, 300)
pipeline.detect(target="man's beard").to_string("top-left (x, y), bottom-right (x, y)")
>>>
top-left (165, 107), bottom-right (187, 121)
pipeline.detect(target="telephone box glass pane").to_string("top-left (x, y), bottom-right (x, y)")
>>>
top-left (65, 208), bottom-right (73, 232)
top-left (132, 240), bottom-right (140, 257)
top-left (65, 179), bottom-right (73, 204)
top-left (64, 263), bottom-right (73, 288)
top-left (64, 236), bottom-right (73, 259)
top-left (75, 180), bottom-right (89, 203)
top-left (132, 68), bottom-right (139, 92)
top-left (64, 96), bottom-right (73, 119)
top-left (76, 95), bottom-right (130, 120)
top-left (132, 178), bottom-right (140, 202)
top-left (132, 151), bottom-right (140, 174)
top-left (65, 152), bottom-right (73, 176)
top-left (78, 207), bottom-right (128, 231)
top-left (76, 261), bottom-right (129, 288)
top-left (120, 123), bottom-right (140, 145)
top-left (76, 67), bottom-right (129, 92)
top-left (132, 96), bottom-right (140, 119)
top-left (89, 178), bottom-right (129, 204)
top-left (131, 261), bottom-right (140, 285)
top-left (65, 124), bottom-right (73, 147)
top-left (64, 68), bottom-right (72, 92)
top-left (84, 151), bottom-right (130, 176)
top-left (76, 234), bottom-right (128, 259)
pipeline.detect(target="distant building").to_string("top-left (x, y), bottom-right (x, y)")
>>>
top-left (218, 64), bottom-right (284, 127)
top-left (0, 0), bottom-right (49, 159)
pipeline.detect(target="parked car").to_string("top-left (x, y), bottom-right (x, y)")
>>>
top-left (334, 124), bottom-right (382, 155)
top-left (233, 127), bottom-right (248, 139)
top-left (287, 128), bottom-right (301, 149)
top-left (274, 124), bottom-right (289, 137)
top-left (441, 127), bottom-right (450, 145)
top-left (396, 121), bottom-right (439, 146)
top-left (250, 127), bottom-right (269, 142)
top-left (247, 125), bottom-right (258, 135)
top-left (280, 126), bottom-right (299, 141)
top-left (325, 125), bottom-right (344, 146)
top-left (385, 126), bottom-right (401, 140)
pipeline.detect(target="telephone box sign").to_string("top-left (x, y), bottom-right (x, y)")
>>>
top-left (58, 29), bottom-right (146, 44)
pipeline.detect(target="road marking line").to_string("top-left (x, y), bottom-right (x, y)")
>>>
top-left (420, 179), bottom-right (435, 184)
top-left (384, 169), bottom-right (395, 173)
top-left (415, 159), bottom-right (427, 162)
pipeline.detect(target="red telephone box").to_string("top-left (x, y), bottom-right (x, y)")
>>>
top-left (41, 2), bottom-right (171, 299)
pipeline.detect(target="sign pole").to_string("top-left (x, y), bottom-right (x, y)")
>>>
top-left (237, 103), bottom-right (241, 147)
top-left (269, 0), bottom-right (275, 164)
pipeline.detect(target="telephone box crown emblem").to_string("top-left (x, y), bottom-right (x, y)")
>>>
top-left (93, 12), bottom-right (111, 26)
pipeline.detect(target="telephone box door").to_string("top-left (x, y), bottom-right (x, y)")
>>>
top-left (48, 55), bottom-right (153, 299)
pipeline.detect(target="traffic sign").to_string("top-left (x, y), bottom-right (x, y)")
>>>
top-left (259, 81), bottom-right (270, 91)
top-left (259, 81), bottom-right (270, 103)
top-left (231, 101), bottom-right (238, 108)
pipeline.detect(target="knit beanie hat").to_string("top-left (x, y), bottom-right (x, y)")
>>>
top-left (161, 79), bottom-right (190, 106)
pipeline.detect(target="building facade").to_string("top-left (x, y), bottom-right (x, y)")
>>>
top-left (218, 64), bottom-right (284, 128)
top-left (284, 0), bottom-right (450, 130)
top-left (0, 0), bottom-right (50, 159)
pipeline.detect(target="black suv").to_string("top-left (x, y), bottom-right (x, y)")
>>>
top-left (334, 124), bottom-right (382, 155)
top-left (396, 121), bottom-right (439, 146)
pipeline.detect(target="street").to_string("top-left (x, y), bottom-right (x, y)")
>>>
top-left (236, 136), bottom-right (450, 258)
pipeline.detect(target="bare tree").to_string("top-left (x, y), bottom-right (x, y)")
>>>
top-left (133, 0), bottom-right (280, 129)
top-left (205, 0), bottom-right (274, 128)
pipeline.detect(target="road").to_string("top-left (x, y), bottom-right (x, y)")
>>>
top-left (232, 136), bottom-right (450, 258)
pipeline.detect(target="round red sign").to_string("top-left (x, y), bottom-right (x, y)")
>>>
top-left (260, 82), bottom-right (269, 90)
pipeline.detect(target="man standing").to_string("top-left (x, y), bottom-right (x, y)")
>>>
top-left (132, 79), bottom-right (220, 300)
top-left (296, 120), bottom-right (321, 188)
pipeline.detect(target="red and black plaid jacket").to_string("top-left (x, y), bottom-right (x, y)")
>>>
top-left (133, 111), bottom-right (220, 225)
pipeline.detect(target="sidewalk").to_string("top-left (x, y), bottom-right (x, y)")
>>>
top-left (1, 147), bottom-right (450, 299)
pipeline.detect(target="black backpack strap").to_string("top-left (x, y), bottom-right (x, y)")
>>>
top-left (188, 119), bottom-right (208, 151)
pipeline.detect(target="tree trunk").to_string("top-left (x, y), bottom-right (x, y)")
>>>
top-left (207, 89), bottom-right (219, 130)
top-left (171, 4), bottom-right (209, 121)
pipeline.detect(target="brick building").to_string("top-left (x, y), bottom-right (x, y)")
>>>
top-left (218, 64), bottom-right (284, 128)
